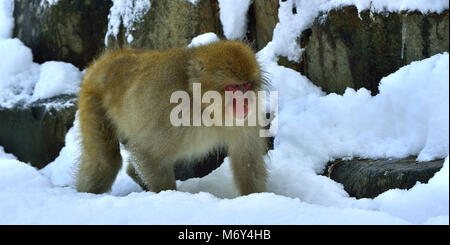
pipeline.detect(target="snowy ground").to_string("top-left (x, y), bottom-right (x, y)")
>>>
top-left (0, 0), bottom-right (449, 224)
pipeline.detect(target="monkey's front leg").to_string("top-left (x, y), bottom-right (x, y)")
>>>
top-left (229, 144), bottom-right (267, 195)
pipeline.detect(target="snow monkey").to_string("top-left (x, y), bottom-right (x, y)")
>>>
top-left (76, 40), bottom-right (269, 195)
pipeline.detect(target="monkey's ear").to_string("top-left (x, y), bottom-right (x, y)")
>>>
top-left (188, 58), bottom-right (205, 78)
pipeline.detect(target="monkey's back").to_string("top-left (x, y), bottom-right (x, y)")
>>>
top-left (79, 48), bottom-right (191, 146)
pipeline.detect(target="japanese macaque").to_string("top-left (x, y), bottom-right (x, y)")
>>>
top-left (76, 40), bottom-right (269, 195)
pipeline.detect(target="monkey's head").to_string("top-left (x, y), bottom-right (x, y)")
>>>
top-left (188, 40), bottom-right (266, 121)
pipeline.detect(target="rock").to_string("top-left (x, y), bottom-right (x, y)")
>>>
top-left (13, 0), bottom-right (111, 69)
top-left (107, 0), bottom-right (222, 51)
top-left (277, 56), bottom-right (302, 71)
top-left (303, 6), bottom-right (449, 94)
top-left (252, 0), bottom-right (279, 50)
top-left (326, 157), bottom-right (445, 199)
top-left (0, 95), bottom-right (77, 169)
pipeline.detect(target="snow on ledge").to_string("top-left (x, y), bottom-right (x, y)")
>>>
top-left (105, 0), bottom-right (151, 45)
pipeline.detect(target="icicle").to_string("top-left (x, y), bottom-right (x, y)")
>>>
top-left (401, 14), bottom-right (407, 60)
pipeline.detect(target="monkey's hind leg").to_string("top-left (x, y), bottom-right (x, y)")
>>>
top-left (130, 152), bottom-right (176, 193)
top-left (76, 93), bottom-right (122, 194)
top-left (126, 163), bottom-right (148, 191)
top-left (229, 144), bottom-right (267, 195)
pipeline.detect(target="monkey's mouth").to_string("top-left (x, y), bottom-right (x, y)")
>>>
top-left (233, 99), bottom-right (249, 119)
top-left (225, 82), bottom-right (252, 120)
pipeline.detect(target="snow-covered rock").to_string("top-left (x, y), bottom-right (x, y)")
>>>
top-left (106, 0), bottom-right (222, 51)
top-left (0, 95), bottom-right (77, 169)
top-left (12, 0), bottom-right (111, 68)
top-left (303, 6), bottom-right (449, 94)
top-left (327, 157), bottom-right (445, 198)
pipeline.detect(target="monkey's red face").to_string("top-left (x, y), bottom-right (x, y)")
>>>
top-left (225, 82), bottom-right (252, 93)
top-left (225, 82), bottom-right (253, 119)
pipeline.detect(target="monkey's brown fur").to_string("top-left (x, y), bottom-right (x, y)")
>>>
top-left (76, 41), bottom-right (268, 195)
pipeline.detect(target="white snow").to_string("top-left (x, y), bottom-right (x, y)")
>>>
top-left (0, 0), bottom-right (82, 107)
top-left (0, 0), bottom-right (449, 225)
top-left (0, 146), bottom-right (16, 160)
top-left (1, 152), bottom-right (447, 224)
top-left (187, 0), bottom-right (200, 5)
top-left (40, 0), bottom-right (59, 7)
top-left (326, 0), bottom-right (449, 14)
top-left (0, 159), bottom-right (52, 191)
top-left (0, 38), bottom-right (40, 107)
top-left (105, 0), bottom-right (151, 46)
top-left (373, 157), bottom-right (449, 224)
top-left (267, 52), bottom-right (448, 172)
top-left (0, 38), bottom-right (82, 108)
top-left (0, 0), bottom-right (13, 39)
top-left (258, 53), bottom-right (449, 215)
top-left (218, 0), bottom-right (252, 40)
top-left (40, 113), bottom-right (82, 188)
top-left (32, 61), bottom-right (82, 101)
top-left (259, 0), bottom-right (329, 62)
top-left (187, 32), bottom-right (220, 48)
